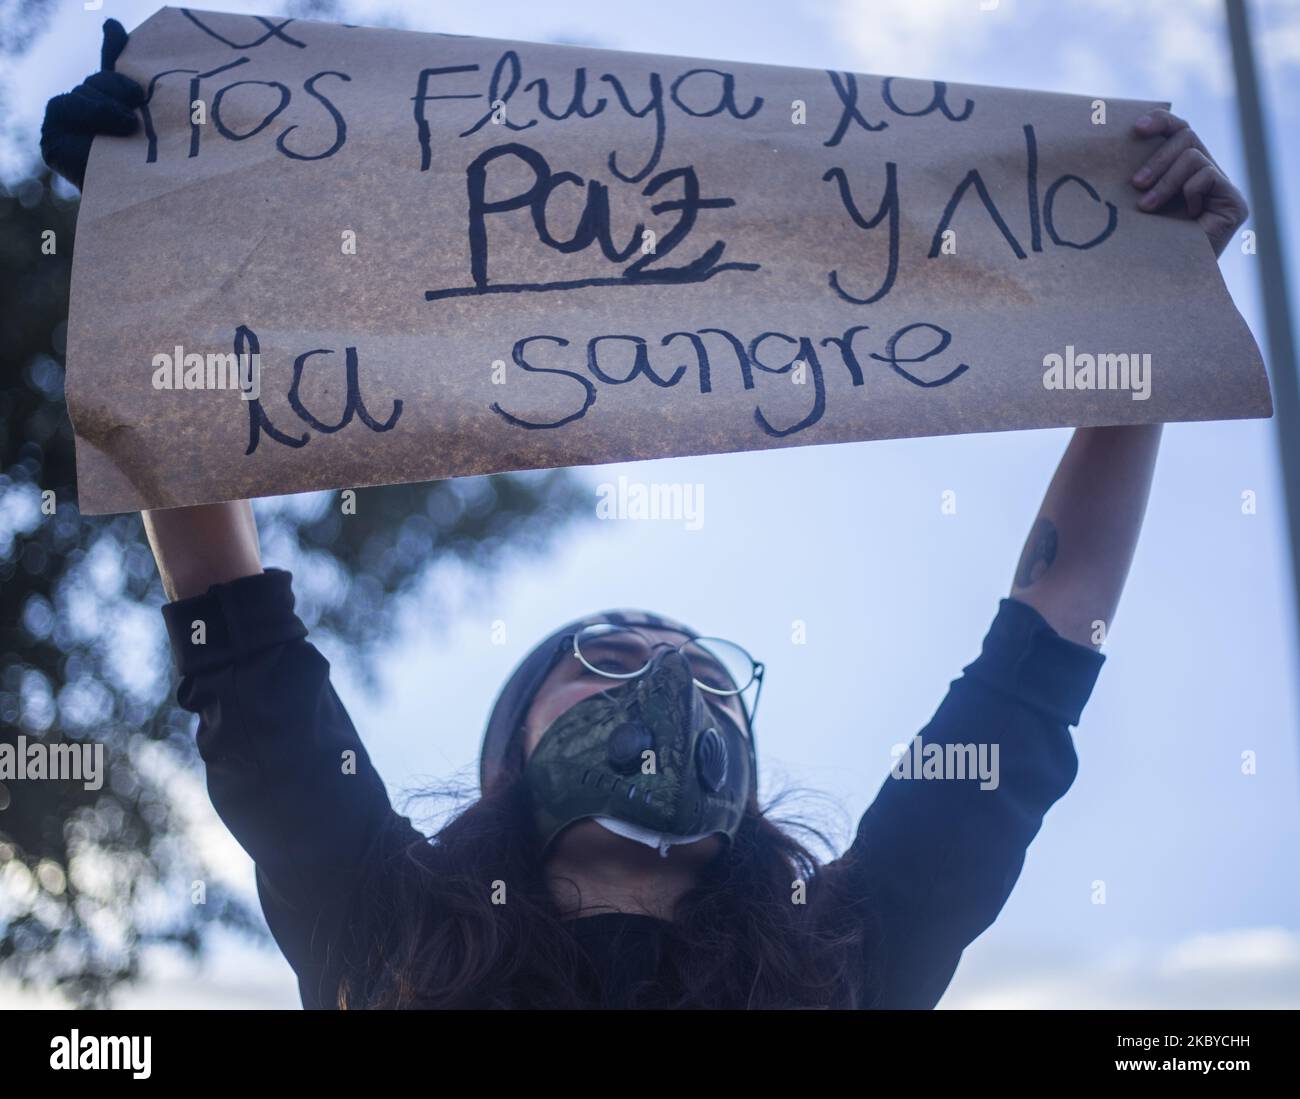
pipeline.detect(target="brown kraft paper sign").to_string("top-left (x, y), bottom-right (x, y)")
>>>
top-left (64, 6), bottom-right (1273, 514)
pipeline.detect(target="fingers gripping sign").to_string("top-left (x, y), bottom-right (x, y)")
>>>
top-left (1130, 108), bottom-right (1249, 257)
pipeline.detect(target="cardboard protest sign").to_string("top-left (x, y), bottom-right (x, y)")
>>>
top-left (65, 6), bottom-right (1272, 514)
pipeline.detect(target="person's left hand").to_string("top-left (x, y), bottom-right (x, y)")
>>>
top-left (1130, 110), bottom-right (1248, 259)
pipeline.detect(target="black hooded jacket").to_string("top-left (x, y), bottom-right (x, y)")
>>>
top-left (162, 568), bottom-right (1104, 1009)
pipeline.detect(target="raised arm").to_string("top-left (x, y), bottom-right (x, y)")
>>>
top-left (42, 14), bottom-right (427, 1005)
top-left (1009, 108), bottom-right (1247, 648)
top-left (821, 110), bottom-right (1248, 1008)
top-left (143, 503), bottom-right (423, 1008)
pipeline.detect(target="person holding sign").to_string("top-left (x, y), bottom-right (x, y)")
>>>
top-left (44, 20), bottom-right (1248, 1009)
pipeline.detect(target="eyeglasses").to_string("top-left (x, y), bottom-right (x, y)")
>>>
top-left (571, 623), bottom-right (765, 730)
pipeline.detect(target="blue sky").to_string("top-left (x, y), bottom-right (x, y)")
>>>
top-left (4, 0), bottom-right (1299, 1007)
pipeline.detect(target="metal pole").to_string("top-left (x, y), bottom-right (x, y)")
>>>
top-left (1225, 0), bottom-right (1300, 667)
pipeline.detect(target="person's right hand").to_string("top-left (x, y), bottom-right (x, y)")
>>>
top-left (40, 18), bottom-right (145, 191)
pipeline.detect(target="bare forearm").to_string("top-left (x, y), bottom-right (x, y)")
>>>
top-left (1010, 424), bottom-right (1162, 648)
top-left (142, 500), bottom-right (263, 601)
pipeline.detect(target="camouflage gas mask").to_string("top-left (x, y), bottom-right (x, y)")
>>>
top-left (524, 648), bottom-right (755, 856)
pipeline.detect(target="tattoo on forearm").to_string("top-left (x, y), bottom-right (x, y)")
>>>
top-left (1014, 518), bottom-right (1058, 588)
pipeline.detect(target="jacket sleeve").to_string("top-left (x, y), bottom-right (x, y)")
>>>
top-left (161, 567), bottom-right (425, 1008)
top-left (835, 597), bottom-right (1106, 1009)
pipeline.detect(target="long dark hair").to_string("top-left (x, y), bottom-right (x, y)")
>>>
top-left (336, 744), bottom-right (881, 1009)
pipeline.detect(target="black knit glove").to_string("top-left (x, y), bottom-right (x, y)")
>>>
top-left (40, 19), bottom-right (145, 190)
